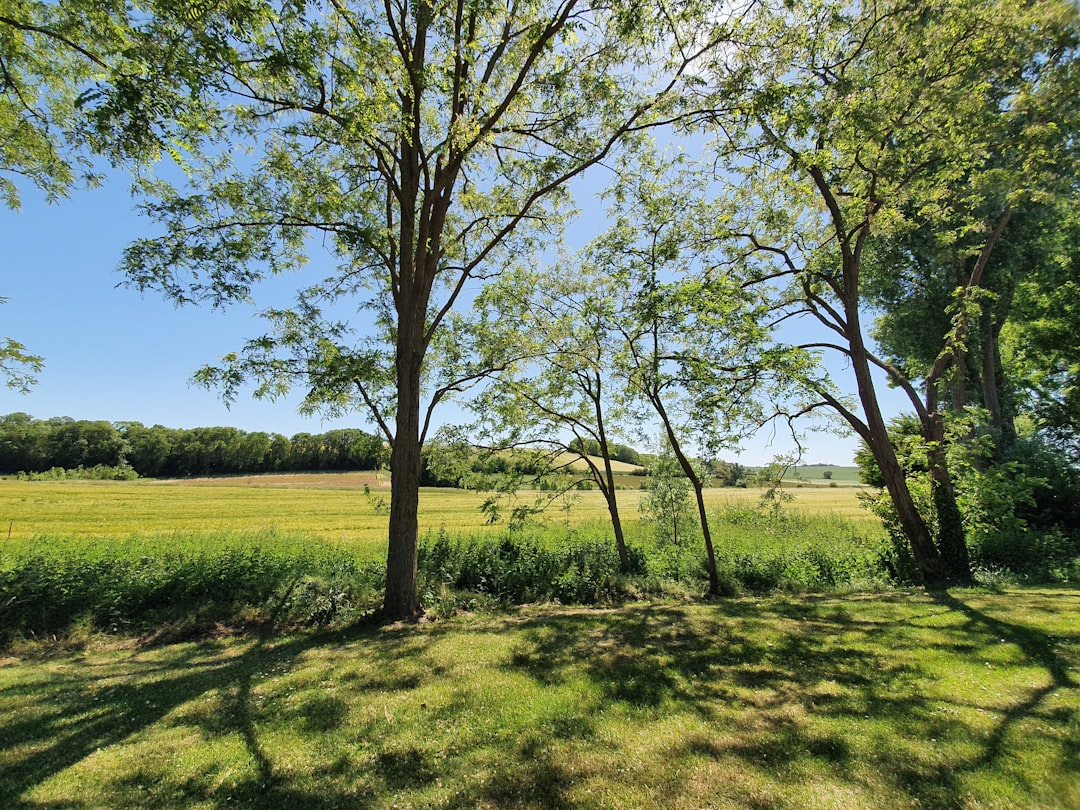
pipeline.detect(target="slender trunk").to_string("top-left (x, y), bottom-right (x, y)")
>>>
top-left (690, 479), bottom-right (720, 595)
top-left (383, 322), bottom-right (425, 621)
top-left (981, 312), bottom-right (1016, 452)
top-left (593, 387), bottom-right (631, 572)
top-left (600, 466), bottom-right (631, 572)
top-left (652, 395), bottom-right (720, 594)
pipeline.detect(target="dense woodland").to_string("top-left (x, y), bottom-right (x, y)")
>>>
top-left (2, 0), bottom-right (1079, 618)
top-left (0, 413), bottom-right (386, 477)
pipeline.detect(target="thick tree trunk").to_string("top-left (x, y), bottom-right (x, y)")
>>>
top-left (870, 432), bottom-right (950, 584)
top-left (383, 327), bottom-right (425, 622)
top-left (924, 413), bottom-right (973, 583)
top-left (847, 322), bottom-right (950, 584)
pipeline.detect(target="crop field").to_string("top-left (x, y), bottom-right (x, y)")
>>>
top-left (0, 474), bottom-right (874, 557)
top-left (781, 465), bottom-right (864, 486)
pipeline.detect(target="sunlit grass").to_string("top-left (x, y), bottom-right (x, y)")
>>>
top-left (0, 476), bottom-right (874, 552)
top-left (2, 588), bottom-right (1076, 809)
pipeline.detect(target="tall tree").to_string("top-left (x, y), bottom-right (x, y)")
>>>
top-left (697, 0), bottom-right (1080, 584)
top-left (592, 155), bottom-right (805, 594)
top-left (109, 0), bottom-right (721, 619)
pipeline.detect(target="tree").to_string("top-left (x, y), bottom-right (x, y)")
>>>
top-left (639, 446), bottom-right (695, 547)
top-left (697, 0), bottom-right (1080, 584)
top-left (108, 0), bottom-right (721, 619)
top-left (1, 1), bottom-right (132, 390)
top-left (594, 156), bottom-right (808, 595)
top-left (469, 257), bottom-right (640, 571)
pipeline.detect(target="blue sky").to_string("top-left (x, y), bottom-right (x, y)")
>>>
top-left (2, 172), bottom-right (895, 466)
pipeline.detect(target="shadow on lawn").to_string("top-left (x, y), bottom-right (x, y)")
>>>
top-left (503, 591), bottom-right (1079, 808)
top-left (2, 590), bottom-right (1077, 809)
top-left (0, 620), bottom-right (438, 810)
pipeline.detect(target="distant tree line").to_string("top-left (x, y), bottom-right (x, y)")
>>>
top-left (0, 413), bottom-right (386, 477)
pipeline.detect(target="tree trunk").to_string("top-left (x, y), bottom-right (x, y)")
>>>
top-left (383, 326), bottom-right (425, 622)
top-left (602, 483), bottom-right (632, 572)
top-left (870, 432), bottom-right (950, 584)
top-left (981, 312), bottom-right (1016, 453)
top-left (651, 395), bottom-right (720, 594)
top-left (594, 393), bottom-right (632, 572)
top-left (691, 479), bottom-right (720, 595)
top-left (925, 413), bottom-right (973, 583)
top-left (847, 320), bottom-right (950, 584)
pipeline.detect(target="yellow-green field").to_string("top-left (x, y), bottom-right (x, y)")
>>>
top-left (0, 474), bottom-right (873, 558)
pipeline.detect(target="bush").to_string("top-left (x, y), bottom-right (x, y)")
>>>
top-left (418, 527), bottom-right (640, 605)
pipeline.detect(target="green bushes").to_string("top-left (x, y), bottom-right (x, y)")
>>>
top-left (0, 533), bottom-right (384, 644)
top-left (417, 507), bottom-right (892, 610)
top-left (12, 464), bottom-right (139, 481)
top-left (418, 527), bottom-right (645, 605)
top-left (2, 496), bottom-right (1037, 646)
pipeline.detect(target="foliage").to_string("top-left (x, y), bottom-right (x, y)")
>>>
top-left (0, 302), bottom-right (43, 393)
top-left (0, 413), bottom-right (385, 476)
top-left (0, 0), bottom-right (133, 207)
top-left (637, 449), bottom-right (696, 546)
top-left (0, 531), bottom-right (384, 644)
top-left (695, 0), bottom-right (1080, 583)
top-left (13, 464), bottom-right (137, 481)
top-left (856, 412), bottom-right (1080, 581)
top-left (93, 0), bottom-right (721, 621)
top-left (1002, 206), bottom-right (1080, 459)
top-left (418, 527), bottom-right (643, 606)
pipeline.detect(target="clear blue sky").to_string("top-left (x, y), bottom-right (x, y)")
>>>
top-left (2, 172), bottom-right (901, 466)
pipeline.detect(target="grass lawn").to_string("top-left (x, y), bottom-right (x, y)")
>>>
top-left (1, 587), bottom-right (1077, 809)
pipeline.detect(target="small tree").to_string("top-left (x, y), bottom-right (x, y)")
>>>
top-left (639, 449), bottom-right (695, 547)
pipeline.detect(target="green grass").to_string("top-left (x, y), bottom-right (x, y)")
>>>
top-left (783, 464), bottom-right (864, 486)
top-left (1, 588), bottom-right (1077, 809)
top-left (0, 477), bottom-right (875, 551)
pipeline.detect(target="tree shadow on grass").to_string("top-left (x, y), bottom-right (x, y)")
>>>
top-left (3, 591), bottom-right (1078, 809)
top-left (0, 619), bottom-right (437, 809)
top-left (502, 591), bottom-right (1080, 808)
top-left (926, 589), bottom-right (1079, 775)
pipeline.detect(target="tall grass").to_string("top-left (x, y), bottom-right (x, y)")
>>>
top-left (0, 504), bottom-right (892, 644)
top-left (0, 531), bottom-right (385, 644)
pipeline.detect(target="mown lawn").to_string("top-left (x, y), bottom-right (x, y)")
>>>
top-left (2, 587), bottom-right (1077, 809)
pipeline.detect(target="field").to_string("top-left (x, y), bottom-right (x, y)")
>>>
top-left (1, 589), bottom-right (1077, 809)
top-left (0, 474), bottom-right (873, 556)
top-left (783, 465), bottom-right (864, 486)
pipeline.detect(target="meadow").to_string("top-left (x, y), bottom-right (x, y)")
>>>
top-left (0, 474), bottom-right (872, 552)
